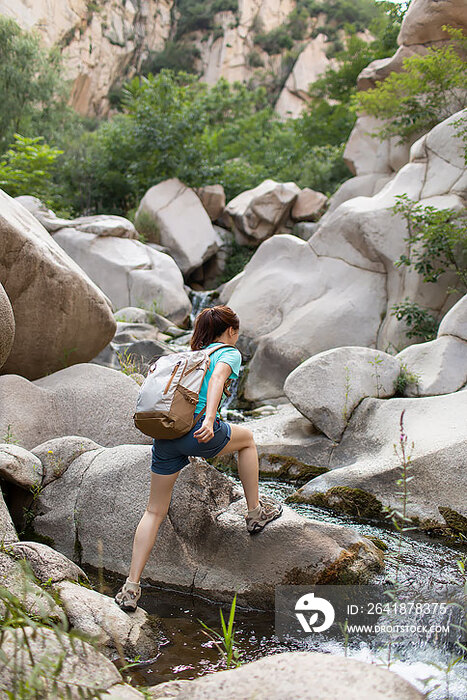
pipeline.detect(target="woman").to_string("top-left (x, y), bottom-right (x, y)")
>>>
top-left (115, 305), bottom-right (283, 612)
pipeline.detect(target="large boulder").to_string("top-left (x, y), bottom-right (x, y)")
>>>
top-left (135, 178), bottom-right (220, 277)
top-left (398, 0), bottom-right (467, 46)
top-left (0, 488), bottom-right (18, 543)
top-left (0, 443), bottom-right (43, 489)
top-left (284, 348), bottom-right (402, 441)
top-left (195, 184), bottom-right (226, 222)
top-left (33, 447), bottom-right (383, 609)
top-left (53, 228), bottom-right (191, 326)
top-left (437, 293), bottom-right (467, 341)
top-left (291, 188), bottom-right (328, 222)
top-left (15, 196), bottom-right (138, 238)
top-left (8, 541), bottom-right (86, 583)
top-left (149, 651), bottom-right (423, 700)
top-left (0, 282), bottom-right (14, 370)
top-left (291, 391), bottom-right (467, 527)
top-left (0, 190), bottom-right (116, 380)
top-left (225, 179), bottom-right (300, 244)
top-left (0, 364), bottom-right (151, 451)
top-left (55, 580), bottom-right (163, 660)
top-left (396, 335), bottom-right (467, 396)
top-left (226, 111), bottom-right (466, 400)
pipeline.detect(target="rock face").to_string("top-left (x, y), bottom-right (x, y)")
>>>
top-left (396, 335), bottom-right (467, 397)
top-left (0, 0), bottom-right (174, 117)
top-left (398, 0), bottom-right (467, 46)
top-left (226, 179), bottom-right (300, 244)
top-left (438, 293), bottom-right (467, 340)
top-left (0, 488), bottom-right (18, 543)
top-left (8, 541), bottom-right (86, 583)
top-left (291, 188), bottom-right (328, 221)
top-left (292, 391), bottom-right (467, 527)
top-left (135, 179), bottom-right (220, 277)
top-left (226, 110), bottom-right (466, 400)
top-left (0, 282), bottom-right (14, 370)
top-left (195, 184), bottom-right (226, 222)
top-left (0, 364), bottom-right (151, 451)
top-left (34, 447), bottom-right (383, 609)
top-left (15, 196), bottom-right (138, 238)
top-left (0, 190), bottom-right (116, 380)
top-left (150, 651), bottom-right (424, 700)
top-left (53, 227), bottom-right (191, 326)
top-left (0, 443), bottom-right (43, 489)
top-left (284, 347), bottom-right (402, 441)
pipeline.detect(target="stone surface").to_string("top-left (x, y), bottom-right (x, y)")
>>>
top-left (291, 188), bottom-right (328, 221)
top-left (0, 364), bottom-right (151, 451)
top-left (0, 282), bottom-right (14, 370)
top-left (0, 190), bottom-right (116, 380)
top-left (0, 488), bottom-right (18, 543)
top-left (15, 196), bottom-right (138, 238)
top-left (0, 443), bottom-right (43, 489)
top-left (9, 541), bottom-right (86, 583)
top-left (1, 0), bottom-right (173, 117)
top-left (114, 307), bottom-right (152, 324)
top-left (135, 179), bottom-right (220, 277)
top-left (438, 294), bottom-right (467, 340)
top-left (284, 347), bottom-right (402, 441)
top-left (55, 580), bottom-right (162, 660)
top-left (398, 0), bottom-right (467, 46)
top-left (32, 436), bottom-right (102, 486)
top-left (195, 184), bottom-right (226, 221)
top-left (396, 335), bottom-right (467, 396)
top-left (148, 651), bottom-right (423, 700)
top-left (225, 111), bottom-right (466, 400)
top-left (294, 391), bottom-right (467, 525)
top-left (0, 626), bottom-right (122, 697)
top-left (53, 227), bottom-right (191, 326)
top-left (321, 174), bottom-right (392, 221)
top-left (357, 44), bottom-right (428, 91)
top-left (34, 448), bottom-right (383, 609)
top-left (226, 179), bottom-right (300, 243)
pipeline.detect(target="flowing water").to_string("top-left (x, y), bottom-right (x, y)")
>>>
top-left (102, 303), bottom-right (467, 698)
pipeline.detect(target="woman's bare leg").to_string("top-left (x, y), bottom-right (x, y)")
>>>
top-left (128, 470), bottom-right (180, 583)
top-left (216, 424), bottom-right (259, 512)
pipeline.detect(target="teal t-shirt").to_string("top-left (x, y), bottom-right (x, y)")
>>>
top-left (194, 342), bottom-right (242, 417)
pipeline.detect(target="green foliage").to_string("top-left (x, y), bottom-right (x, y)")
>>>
top-left (174, 0), bottom-right (239, 38)
top-left (197, 593), bottom-right (243, 669)
top-left (355, 26), bottom-right (467, 141)
top-left (394, 362), bottom-right (420, 395)
top-left (218, 239), bottom-right (256, 285)
top-left (255, 26), bottom-right (294, 54)
top-left (142, 41), bottom-right (201, 75)
top-left (0, 17), bottom-right (69, 152)
top-left (391, 299), bottom-right (439, 342)
top-left (0, 134), bottom-right (64, 208)
top-left (392, 194), bottom-right (467, 291)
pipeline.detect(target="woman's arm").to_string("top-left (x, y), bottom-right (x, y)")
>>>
top-left (193, 361), bottom-right (232, 443)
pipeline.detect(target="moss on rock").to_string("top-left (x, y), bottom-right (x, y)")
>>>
top-left (287, 486), bottom-right (384, 520)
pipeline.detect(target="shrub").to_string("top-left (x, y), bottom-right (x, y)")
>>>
top-left (354, 26), bottom-right (467, 141)
top-left (255, 27), bottom-right (294, 54)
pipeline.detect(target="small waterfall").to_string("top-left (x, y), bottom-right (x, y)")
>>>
top-left (189, 290), bottom-right (219, 326)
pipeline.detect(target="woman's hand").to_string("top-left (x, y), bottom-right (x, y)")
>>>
top-left (193, 418), bottom-right (215, 443)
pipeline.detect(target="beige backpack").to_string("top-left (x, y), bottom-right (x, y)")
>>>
top-left (133, 344), bottom-right (236, 439)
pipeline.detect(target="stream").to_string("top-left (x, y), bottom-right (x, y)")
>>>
top-left (99, 293), bottom-right (467, 699)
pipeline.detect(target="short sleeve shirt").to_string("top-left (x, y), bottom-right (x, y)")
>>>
top-left (194, 342), bottom-right (242, 416)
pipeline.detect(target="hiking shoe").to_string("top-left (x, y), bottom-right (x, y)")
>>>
top-left (245, 496), bottom-right (283, 535)
top-left (114, 578), bottom-right (141, 612)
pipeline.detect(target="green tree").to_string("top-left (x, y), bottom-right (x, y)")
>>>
top-left (0, 17), bottom-right (68, 152)
top-left (0, 134), bottom-right (65, 209)
top-left (354, 26), bottom-right (467, 141)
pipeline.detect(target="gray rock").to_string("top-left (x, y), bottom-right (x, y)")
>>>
top-left (284, 347), bottom-right (402, 441)
top-left (293, 392), bottom-right (467, 525)
top-left (0, 626), bottom-right (122, 697)
top-left (396, 335), bottom-right (467, 396)
top-left (0, 190), bottom-right (116, 380)
top-left (438, 294), bottom-right (467, 341)
top-left (34, 448), bottom-right (383, 609)
top-left (0, 282), bottom-right (14, 370)
top-left (0, 363), bottom-right (151, 451)
top-left (0, 551), bottom-right (61, 618)
top-left (55, 580), bottom-right (163, 660)
top-left (0, 443), bottom-right (43, 489)
top-left (147, 650), bottom-right (423, 700)
top-left (0, 488), bottom-right (18, 543)
top-left (8, 541), bottom-right (86, 583)
top-left (104, 685), bottom-right (147, 699)
top-left (114, 306), bottom-right (151, 324)
top-left (32, 436), bottom-right (106, 486)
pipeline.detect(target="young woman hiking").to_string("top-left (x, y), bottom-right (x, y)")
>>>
top-left (115, 305), bottom-right (283, 612)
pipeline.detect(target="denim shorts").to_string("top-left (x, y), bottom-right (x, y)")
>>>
top-left (151, 415), bottom-right (232, 475)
